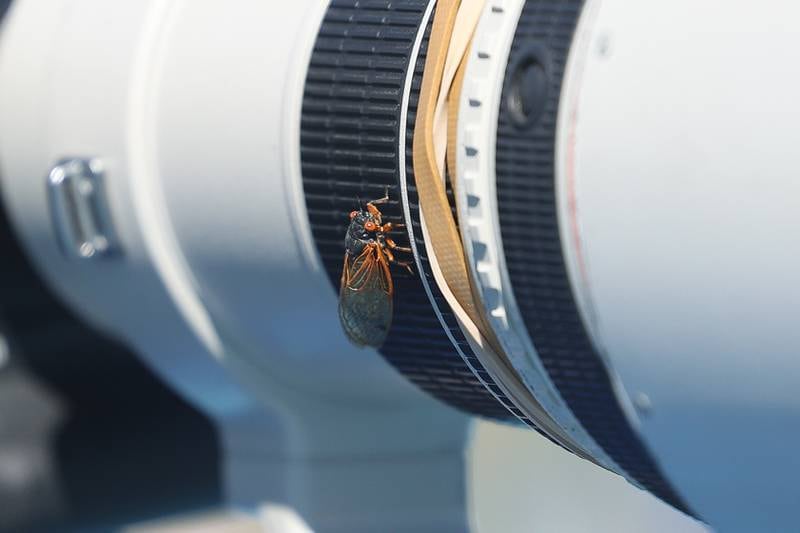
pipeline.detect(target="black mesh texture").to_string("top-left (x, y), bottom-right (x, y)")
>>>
top-left (300, 0), bottom-right (513, 419)
top-left (495, 0), bottom-right (695, 515)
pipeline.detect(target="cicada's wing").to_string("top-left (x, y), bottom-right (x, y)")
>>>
top-left (338, 244), bottom-right (393, 348)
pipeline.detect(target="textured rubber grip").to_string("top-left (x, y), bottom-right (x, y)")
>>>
top-left (301, 0), bottom-right (513, 420)
top-left (495, 0), bottom-right (694, 515)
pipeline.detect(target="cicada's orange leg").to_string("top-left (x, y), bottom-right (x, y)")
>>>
top-left (382, 239), bottom-right (414, 275)
top-left (366, 202), bottom-right (383, 223)
top-left (379, 222), bottom-right (406, 233)
top-left (366, 187), bottom-right (390, 222)
top-left (385, 237), bottom-right (412, 254)
top-left (370, 186), bottom-right (390, 206)
top-left (394, 260), bottom-right (415, 275)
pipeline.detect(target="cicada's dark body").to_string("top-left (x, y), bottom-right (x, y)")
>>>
top-left (338, 193), bottom-right (412, 348)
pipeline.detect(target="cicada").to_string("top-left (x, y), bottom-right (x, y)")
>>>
top-left (338, 191), bottom-right (413, 348)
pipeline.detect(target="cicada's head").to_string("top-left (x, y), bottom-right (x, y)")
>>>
top-left (348, 209), bottom-right (381, 241)
top-left (345, 208), bottom-right (382, 254)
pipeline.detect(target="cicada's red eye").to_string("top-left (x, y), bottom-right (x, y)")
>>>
top-left (364, 221), bottom-right (377, 232)
top-left (350, 210), bottom-right (358, 219)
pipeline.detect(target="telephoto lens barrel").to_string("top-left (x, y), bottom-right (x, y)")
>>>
top-left (1, 1), bottom-right (799, 532)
